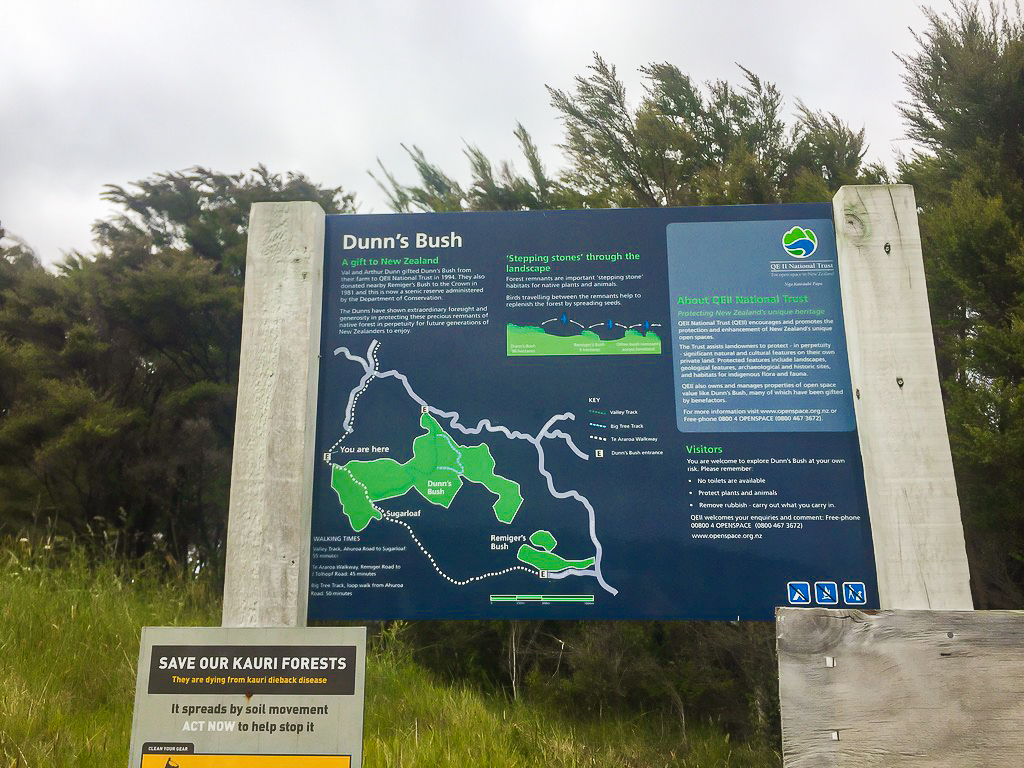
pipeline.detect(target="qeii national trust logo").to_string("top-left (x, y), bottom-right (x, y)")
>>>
top-left (782, 226), bottom-right (818, 258)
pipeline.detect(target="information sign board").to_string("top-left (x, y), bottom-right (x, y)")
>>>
top-left (307, 204), bottom-right (878, 620)
top-left (129, 627), bottom-right (365, 768)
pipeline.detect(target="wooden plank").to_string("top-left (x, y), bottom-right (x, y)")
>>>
top-left (221, 201), bottom-right (325, 628)
top-left (778, 607), bottom-right (1024, 767)
top-left (833, 185), bottom-right (972, 610)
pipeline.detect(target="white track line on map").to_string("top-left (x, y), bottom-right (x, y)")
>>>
top-left (386, 518), bottom-right (534, 586)
top-left (330, 340), bottom-right (617, 596)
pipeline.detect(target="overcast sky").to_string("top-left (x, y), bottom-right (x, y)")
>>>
top-left (2, 1), bottom-right (936, 265)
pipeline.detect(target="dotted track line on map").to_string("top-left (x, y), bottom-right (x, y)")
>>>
top-left (343, 471), bottom-right (533, 586)
top-left (326, 345), bottom-right (380, 458)
top-left (327, 341), bottom-right (616, 596)
top-left (344, 469), bottom-right (375, 507)
top-left (386, 518), bottom-right (534, 586)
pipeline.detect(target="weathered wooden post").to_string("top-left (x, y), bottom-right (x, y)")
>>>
top-left (777, 608), bottom-right (1024, 766)
top-left (775, 186), bottom-right (1024, 768)
top-left (830, 184), bottom-right (972, 609)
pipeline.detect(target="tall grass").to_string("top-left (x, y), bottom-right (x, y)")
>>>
top-left (0, 540), bottom-right (218, 767)
top-left (364, 623), bottom-right (777, 768)
top-left (0, 543), bottom-right (779, 767)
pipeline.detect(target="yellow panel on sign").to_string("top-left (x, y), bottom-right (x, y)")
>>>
top-left (140, 756), bottom-right (350, 768)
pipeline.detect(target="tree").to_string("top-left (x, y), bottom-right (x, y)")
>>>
top-left (548, 57), bottom-right (787, 206)
top-left (96, 165), bottom-right (354, 277)
top-left (382, 55), bottom-right (885, 213)
top-left (547, 55), bottom-right (886, 207)
top-left (898, 1), bottom-right (1024, 608)
top-left (373, 123), bottom-right (579, 213)
top-left (0, 167), bottom-right (356, 570)
top-left (0, 234), bottom-right (68, 534)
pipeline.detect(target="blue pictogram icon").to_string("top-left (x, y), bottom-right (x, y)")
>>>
top-left (787, 581), bottom-right (811, 605)
top-left (815, 581), bottom-right (839, 605)
top-left (843, 582), bottom-right (867, 605)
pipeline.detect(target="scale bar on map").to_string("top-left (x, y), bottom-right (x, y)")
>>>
top-left (490, 595), bottom-right (595, 604)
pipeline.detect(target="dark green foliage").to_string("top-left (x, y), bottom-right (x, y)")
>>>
top-left (373, 124), bottom-right (582, 213)
top-left (0, 168), bottom-right (356, 571)
top-left (547, 56), bottom-right (887, 207)
top-left (898, 1), bottom-right (1024, 608)
top-left (783, 104), bottom-right (890, 199)
top-left (381, 55), bottom-right (884, 212)
top-left (549, 58), bottom-right (786, 206)
top-left (6, 18), bottom-right (1023, 751)
top-left (97, 165), bottom-right (354, 277)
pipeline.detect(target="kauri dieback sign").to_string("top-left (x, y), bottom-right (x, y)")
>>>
top-left (129, 627), bottom-right (366, 768)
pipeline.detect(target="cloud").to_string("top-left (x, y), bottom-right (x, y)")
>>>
top-left (1, 0), bottom-right (929, 264)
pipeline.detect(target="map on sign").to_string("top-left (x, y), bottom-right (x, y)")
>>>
top-left (307, 205), bottom-right (880, 620)
top-left (324, 340), bottom-right (613, 596)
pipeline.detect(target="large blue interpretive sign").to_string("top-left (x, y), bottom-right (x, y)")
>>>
top-left (306, 204), bottom-right (878, 620)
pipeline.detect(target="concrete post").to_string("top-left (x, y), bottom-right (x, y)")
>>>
top-left (221, 201), bottom-right (325, 627)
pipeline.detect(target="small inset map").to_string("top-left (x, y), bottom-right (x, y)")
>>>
top-left (506, 314), bottom-right (661, 357)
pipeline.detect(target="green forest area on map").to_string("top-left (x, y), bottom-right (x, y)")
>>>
top-left (517, 530), bottom-right (596, 572)
top-left (330, 412), bottom-right (597, 575)
top-left (330, 412), bottom-right (524, 532)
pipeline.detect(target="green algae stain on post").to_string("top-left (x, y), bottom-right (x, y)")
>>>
top-left (330, 411), bottom-right (523, 532)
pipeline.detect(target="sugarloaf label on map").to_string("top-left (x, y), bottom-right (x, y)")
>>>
top-left (129, 627), bottom-right (366, 768)
top-left (309, 205), bottom-right (879, 620)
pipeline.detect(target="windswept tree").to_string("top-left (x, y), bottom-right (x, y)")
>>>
top-left (97, 165), bottom-right (353, 278)
top-left (379, 55), bottom-right (886, 213)
top-left (373, 123), bottom-right (579, 213)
